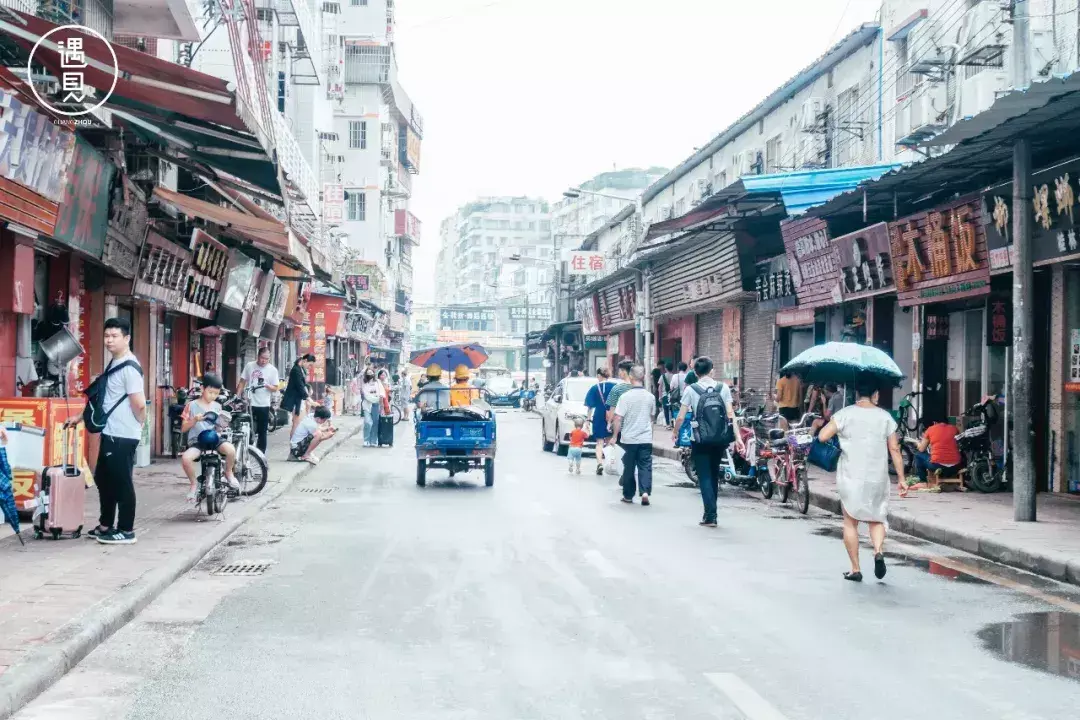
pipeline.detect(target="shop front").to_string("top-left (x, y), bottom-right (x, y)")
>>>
top-left (596, 279), bottom-right (637, 367)
top-left (888, 196), bottom-right (993, 432)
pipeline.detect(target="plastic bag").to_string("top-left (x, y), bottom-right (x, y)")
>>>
top-left (603, 444), bottom-right (625, 476)
top-left (676, 412), bottom-right (694, 448)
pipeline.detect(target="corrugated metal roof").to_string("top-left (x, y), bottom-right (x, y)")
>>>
top-left (923, 72), bottom-right (1080, 148)
top-left (639, 23), bottom-right (882, 207)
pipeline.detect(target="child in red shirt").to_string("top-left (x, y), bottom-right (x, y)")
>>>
top-left (568, 418), bottom-right (588, 475)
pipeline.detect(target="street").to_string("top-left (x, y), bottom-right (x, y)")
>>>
top-left (11, 410), bottom-right (1080, 720)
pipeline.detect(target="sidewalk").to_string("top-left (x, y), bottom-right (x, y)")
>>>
top-left (0, 415), bottom-right (365, 719)
top-left (650, 423), bottom-right (1080, 586)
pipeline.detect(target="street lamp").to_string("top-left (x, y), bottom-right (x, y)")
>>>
top-left (562, 187), bottom-right (635, 203)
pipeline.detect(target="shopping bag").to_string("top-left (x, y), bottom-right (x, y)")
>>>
top-left (603, 444), bottom-right (624, 476)
top-left (676, 412), bottom-right (694, 448)
top-left (808, 437), bottom-right (841, 472)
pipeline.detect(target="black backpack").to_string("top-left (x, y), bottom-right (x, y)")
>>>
top-left (691, 382), bottom-right (732, 446)
top-left (83, 359), bottom-right (143, 434)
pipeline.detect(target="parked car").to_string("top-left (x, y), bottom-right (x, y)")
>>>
top-left (540, 377), bottom-right (597, 456)
top-left (483, 375), bottom-right (521, 408)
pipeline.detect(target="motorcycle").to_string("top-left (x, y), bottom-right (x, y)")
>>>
top-left (194, 411), bottom-right (231, 518)
top-left (521, 388), bottom-right (538, 412)
top-left (164, 384), bottom-right (190, 459)
top-left (721, 421), bottom-right (767, 491)
top-left (957, 400), bottom-right (1003, 493)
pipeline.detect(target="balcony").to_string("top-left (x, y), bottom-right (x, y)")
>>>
top-left (113, 0), bottom-right (198, 41)
top-left (274, 0), bottom-right (321, 85)
top-left (273, 110), bottom-right (320, 218)
top-left (343, 42), bottom-right (390, 84)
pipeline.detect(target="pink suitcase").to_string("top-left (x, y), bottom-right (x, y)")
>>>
top-left (34, 425), bottom-right (85, 540)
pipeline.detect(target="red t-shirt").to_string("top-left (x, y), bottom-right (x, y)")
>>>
top-left (570, 429), bottom-right (588, 447)
top-left (925, 423), bottom-right (962, 466)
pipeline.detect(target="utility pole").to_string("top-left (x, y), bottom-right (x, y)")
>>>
top-left (1011, 0), bottom-right (1036, 522)
top-left (524, 292), bottom-right (529, 390)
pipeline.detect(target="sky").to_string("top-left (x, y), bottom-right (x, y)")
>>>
top-left (394, 0), bottom-right (882, 303)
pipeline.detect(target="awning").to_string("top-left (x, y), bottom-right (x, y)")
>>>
top-left (645, 164), bottom-right (900, 241)
top-left (152, 186), bottom-right (313, 274)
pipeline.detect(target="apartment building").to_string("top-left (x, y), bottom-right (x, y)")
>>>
top-left (551, 167), bottom-right (667, 244)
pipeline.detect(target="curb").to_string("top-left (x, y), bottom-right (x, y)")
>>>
top-left (649, 445), bottom-right (1080, 587)
top-left (0, 422), bottom-right (365, 720)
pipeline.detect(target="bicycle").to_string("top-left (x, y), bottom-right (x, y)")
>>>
top-left (765, 412), bottom-right (818, 514)
top-left (223, 394), bottom-right (270, 497)
top-left (894, 391), bottom-right (923, 475)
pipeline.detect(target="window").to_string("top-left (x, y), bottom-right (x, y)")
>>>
top-left (350, 0), bottom-right (367, 5)
top-left (347, 190), bottom-right (366, 221)
top-left (349, 120), bottom-right (367, 149)
top-left (766, 134), bottom-right (784, 173)
top-left (322, 2), bottom-right (341, 13)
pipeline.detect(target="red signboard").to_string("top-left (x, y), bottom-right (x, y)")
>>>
top-left (888, 196), bottom-right (990, 307)
top-left (833, 222), bottom-right (894, 301)
top-left (776, 307), bottom-right (816, 327)
top-left (576, 294), bottom-right (600, 335)
top-left (782, 216), bottom-right (841, 309)
top-left (598, 282), bottom-right (636, 329)
top-left (394, 209), bottom-right (422, 242)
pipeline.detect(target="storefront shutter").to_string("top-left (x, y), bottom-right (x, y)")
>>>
top-left (741, 302), bottom-right (775, 398)
top-left (696, 310), bottom-right (724, 364)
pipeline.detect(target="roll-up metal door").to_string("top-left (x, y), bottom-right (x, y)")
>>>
top-left (696, 310), bottom-right (724, 365)
top-left (741, 303), bottom-right (775, 397)
top-left (649, 233), bottom-right (743, 319)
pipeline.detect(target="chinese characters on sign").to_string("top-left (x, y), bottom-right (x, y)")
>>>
top-left (323, 184), bottom-right (344, 225)
top-left (576, 295), bottom-right (600, 336)
top-left (684, 272), bottom-right (724, 302)
top-left (394, 209), bottom-right (422, 241)
top-left (567, 252), bottom-right (606, 276)
top-left (985, 165), bottom-right (1080, 268)
top-left (781, 216), bottom-right (842, 309)
top-left (508, 305), bottom-right (552, 321)
top-left (755, 269), bottom-right (794, 303)
top-left (1068, 329), bottom-right (1080, 392)
top-left (832, 222), bottom-right (893, 300)
top-left (597, 283), bottom-right (636, 329)
top-left (439, 308), bottom-right (496, 328)
top-left (986, 294), bottom-right (1012, 347)
top-left (888, 197), bottom-right (989, 307)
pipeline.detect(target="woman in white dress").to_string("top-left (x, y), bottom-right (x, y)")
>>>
top-left (818, 374), bottom-right (907, 582)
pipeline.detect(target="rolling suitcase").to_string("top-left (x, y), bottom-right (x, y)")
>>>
top-left (377, 415), bottom-right (395, 447)
top-left (34, 425), bottom-right (85, 540)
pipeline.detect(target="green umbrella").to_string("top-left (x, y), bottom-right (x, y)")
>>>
top-left (781, 341), bottom-right (904, 387)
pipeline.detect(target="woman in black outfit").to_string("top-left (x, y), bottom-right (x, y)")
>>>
top-left (284, 354), bottom-right (315, 434)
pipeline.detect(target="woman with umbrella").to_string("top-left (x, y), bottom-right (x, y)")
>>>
top-left (784, 343), bottom-right (907, 582)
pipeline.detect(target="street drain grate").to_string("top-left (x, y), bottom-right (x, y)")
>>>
top-left (213, 561), bottom-right (274, 577)
top-left (298, 487), bottom-right (335, 494)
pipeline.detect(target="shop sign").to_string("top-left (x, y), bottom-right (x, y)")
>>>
top-left (0, 90), bottom-right (76, 202)
top-left (781, 217), bottom-right (841, 309)
top-left (215, 251), bottom-right (256, 331)
top-left (888, 196), bottom-right (990, 307)
top-left (264, 278), bottom-right (288, 326)
top-left (984, 163), bottom-right (1080, 268)
top-left (323, 183), bottom-right (344, 225)
top-left (720, 307), bottom-right (742, 383)
top-left (103, 176), bottom-right (148, 280)
top-left (0, 241), bottom-right (34, 314)
top-left (51, 138), bottom-right (115, 260)
top-left (132, 230), bottom-right (191, 307)
top-left (607, 334), bottom-right (620, 355)
top-left (776, 307), bottom-right (815, 327)
top-left (568, 251), bottom-right (605, 276)
top-left (440, 307), bottom-right (495, 326)
top-left (240, 268), bottom-right (264, 332)
top-left (400, 124), bottom-right (422, 172)
top-left (832, 222), bottom-right (894, 300)
top-left (1068, 329), bottom-right (1080, 392)
top-left (526, 330), bottom-right (546, 354)
top-left (394, 209), bottom-right (422, 242)
top-left (509, 305), bottom-right (551, 321)
top-left (598, 282), bottom-right (636, 328)
top-left (684, 272), bottom-right (725, 302)
top-left (576, 295), bottom-right (600, 335)
top-left (986, 294), bottom-right (1012, 347)
top-left (754, 255), bottom-right (796, 311)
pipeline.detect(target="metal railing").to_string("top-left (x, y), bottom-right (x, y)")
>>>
top-left (273, 110), bottom-right (320, 217)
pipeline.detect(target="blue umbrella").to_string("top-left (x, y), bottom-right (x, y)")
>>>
top-left (0, 450), bottom-right (23, 545)
top-left (782, 341), bottom-right (904, 388)
top-left (409, 343), bottom-right (489, 370)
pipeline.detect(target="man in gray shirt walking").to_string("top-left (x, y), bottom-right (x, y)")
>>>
top-left (612, 365), bottom-right (656, 506)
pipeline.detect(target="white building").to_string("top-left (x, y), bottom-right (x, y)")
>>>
top-left (551, 167), bottom-right (666, 247)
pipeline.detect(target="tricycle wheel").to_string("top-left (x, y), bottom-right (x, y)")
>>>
top-left (485, 459), bottom-right (495, 487)
top-left (416, 459), bottom-right (426, 487)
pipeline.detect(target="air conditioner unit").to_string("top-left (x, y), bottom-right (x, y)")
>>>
top-left (798, 136), bottom-right (824, 168)
top-left (961, 1), bottom-right (1008, 62)
top-left (659, 205), bottom-right (673, 220)
top-left (960, 70), bottom-right (1008, 118)
top-left (800, 97), bottom-right (825, 131)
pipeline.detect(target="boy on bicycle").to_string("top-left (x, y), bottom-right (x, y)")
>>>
top-left (180, 374), bottom-right (239, 503)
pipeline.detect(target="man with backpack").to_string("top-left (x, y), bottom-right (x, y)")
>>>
top-left (77, 317), bottom-right (146, 545)
top-left (672, 356), bottom-right (740, 528)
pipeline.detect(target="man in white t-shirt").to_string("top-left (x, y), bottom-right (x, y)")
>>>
top-left (237, 346), bottom-right (281, 454)
top-left (612, 365), bottom-right (656, 506)
top-left (672, 356), bottom-right (739, 528)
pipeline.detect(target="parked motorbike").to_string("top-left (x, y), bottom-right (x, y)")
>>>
top-left (268, 389), bottom-right (289, 432)
top-left (521, 389), bottom-right (537, 412)
top-left (163, 384), bottom-right (191, 459)
top-left (957, 400), bottom-right (1003, 493)
top-left (194, 413), bottom-right (230, 518)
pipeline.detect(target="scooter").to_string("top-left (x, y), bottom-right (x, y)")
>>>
top-left (164, 384), bottom-right (190, 459)
top-left (957, 399), bottom-right (1003, 493)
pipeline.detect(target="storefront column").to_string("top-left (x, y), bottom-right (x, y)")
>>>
top-left (1049, 265), bottom-right (1067, 492)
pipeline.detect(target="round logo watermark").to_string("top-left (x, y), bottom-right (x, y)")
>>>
top-left (27, 25), bottom-right (118, 118)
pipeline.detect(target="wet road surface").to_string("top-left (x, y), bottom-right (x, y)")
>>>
top-left (11, 410), bottom-right (1080, 719)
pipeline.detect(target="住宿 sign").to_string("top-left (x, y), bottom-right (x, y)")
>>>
top-left (323, 184), bottom-right (344, 225)
top-left (568, 251), bottom-right (605, 276)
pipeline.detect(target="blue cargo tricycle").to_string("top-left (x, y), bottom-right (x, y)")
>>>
top-left (415, 406), bottom-right (497, 487)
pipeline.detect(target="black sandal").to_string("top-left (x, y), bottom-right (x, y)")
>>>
top-left (844, 571), bottom-right (863, 582)
top-left (874, 553), bottom-right (887, 580)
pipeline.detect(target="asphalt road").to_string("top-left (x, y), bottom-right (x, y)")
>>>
top-left (12, 410), bottom-right (1080, 719)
